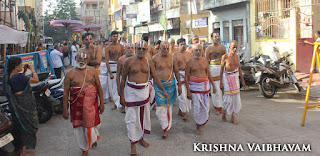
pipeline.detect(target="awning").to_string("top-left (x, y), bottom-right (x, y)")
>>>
top-left (0, 25), bottom-right (28, 47)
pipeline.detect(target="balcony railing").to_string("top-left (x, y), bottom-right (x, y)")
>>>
top-left (202, 0), bottom-right (247, 10)
top-left (82, 9), bottom-right (99, 17)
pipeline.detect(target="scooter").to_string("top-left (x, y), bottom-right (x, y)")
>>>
top-left (255, 49), bottom-right (301, 98)
top-left (31, 80), bottom-right (54, 123)
top-left (47, 77), bottom-right (64, 114)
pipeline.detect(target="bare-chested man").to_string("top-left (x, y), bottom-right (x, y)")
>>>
top-left (152, 40), bottom-right (161, 57)
top-left (173, 38), bottom-right (192, 120)
top-left (185, 44), bottom-right (216, 135)
top-left (168, 38), bottom-right (177, 54)
top-left (220, 40), bottom-right (246, 125)
top-left (120, 40), bottom-right (169, 155)
top-left (116, 43), bottom-right (135, 113)
top-left (105, 31), bottom-right (125, 110)
top-left (142, 36), bottom-right (154, 60)
top-left (205, 32), bottom-right (226, 115)
top-left (63, 51), bottom-right (104, 155)
top-left (99, 40), bottom-right (111, 103)
top-left (79, 33), bottom-right (102, 69)
top-left (186, 35), bottom-right (200, 53)
top-left (200, 40), bottom-right (207, 57)
top-left (152, 41), bottom-right (182, 139)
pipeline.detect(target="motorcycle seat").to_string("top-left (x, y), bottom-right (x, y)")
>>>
top-left (30, 81), bottom-right (47, 91)
top-left (0, 96), bottom-right (8, 104)
top-left (48, 79), bottom-right (61, 88)
top-left (241, 66), bottom-right (251, 71)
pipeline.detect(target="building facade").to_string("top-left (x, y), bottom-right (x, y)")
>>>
top-left (202, 0), bottom-right (250, 58)
top-left (250, 0), bottom-right (320, 72)
top-left (80, 0), bottom-right (109, 38)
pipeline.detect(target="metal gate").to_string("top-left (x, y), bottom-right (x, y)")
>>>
top-left (296, 1), bottom-right (314, 73)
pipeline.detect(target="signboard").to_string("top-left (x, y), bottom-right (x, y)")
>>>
top-left (186, 17), bottom-right (208, 29)
top-left (40, 51), bottom-right (48, 69)
top-left (149, 22), bottom-right (173, 32)
top-left (135, 26), bottom-right (149, 34)
top-left (126, 14), bottom-right (137, 18)
top-left (194, 17), bottom-right (208, 28)
top-left (166, 8), bottom-right (180, 19)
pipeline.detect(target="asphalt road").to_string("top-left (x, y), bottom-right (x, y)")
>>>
top-left (35, 87), bottom-right (320, 156)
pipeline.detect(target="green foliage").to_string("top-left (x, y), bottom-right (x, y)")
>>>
top-left (17, 9), bottom-right (38, 52)
top-left (44, 0), bottom-right (79, 42)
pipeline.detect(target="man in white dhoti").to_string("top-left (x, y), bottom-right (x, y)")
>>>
top-left (220, 41), bottom-right (246, 125)
top-left (185, 44), bottom-right (216, 135)
top-left (63, 51), bottom-right (105, 155)
top-left (105, 31), bottom-right (125, 110)
top-left (120, 40), bottom-right (169, 155)
top-left (173, 38), bottom-right (192, 120)
top-left (99, 44), bottom-right (111, 102)
top-left (205, 32), bottom-right (227, 115)
top-left (152, 41), bottom-right (181, 138)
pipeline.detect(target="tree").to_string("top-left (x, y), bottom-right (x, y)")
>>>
top-left (44, 0), bottom-right (79, 42)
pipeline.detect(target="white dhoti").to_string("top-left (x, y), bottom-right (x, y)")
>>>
top-left (99, 62), bottom-right (110, 100)
top-left (124, 81), bottom-right (155, 143)
top-left (222, 69), bottom-right (242, 117)
top-left (189, 76), bottom-right (211, 126)
top-left (177, 70), bottom-right (192, 113)
top-left (209, 64), bottom-right (223, 112)
top-left (108, 61), bottom-right (121, 108)
top-left (74, 124), bottom-right (101, 152)
top-left (156, 105), bottom-right (173, 131)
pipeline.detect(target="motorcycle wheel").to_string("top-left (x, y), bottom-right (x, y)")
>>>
top-left (294, 83), bottom-right (302, 92)
top-left (54, 101), bottom-right (63, 114)
top-left (36, 96), bottom-right (53, 123)
top-left (258, 76), bottom-right (276, 98)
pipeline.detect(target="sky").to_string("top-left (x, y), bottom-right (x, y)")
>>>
top-left (43, 0), bottom-right (81, 15)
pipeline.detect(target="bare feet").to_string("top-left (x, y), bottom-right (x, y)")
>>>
top-left (139, 138), bottom-right (150, 148)
top-left (231, 117), bottom-right (239, 125)
top-left (178, 109), bottom-right (183, 117)
top-left (215, 111), bottom-right (221, 115)
top-left (120, 107), bottom-right (125, 113)
top-left (182, 113), bottom-right (188, 121)
top-left (162, 130), bottom-right (168, 139)
top-left (222, 113), bottom-right (227, 122)
top-left (196, 125), bottom-right (203, 135)
top-left (131, 144), bottom-right (138, 156)
top-left (92, 142), bottom-right (98, 148)
top-left (111, 105), bottom-right (117, 110)
top-left (109, 98), bottom-right (114, 102)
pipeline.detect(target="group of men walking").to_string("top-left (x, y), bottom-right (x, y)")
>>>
top-left (62, 31), bottom-right (246, 155)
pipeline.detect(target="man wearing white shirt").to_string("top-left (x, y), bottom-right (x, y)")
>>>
top-left (71, 41), bottom-right (78, 67)
top-left (50, 45), bottom-right (64, 78)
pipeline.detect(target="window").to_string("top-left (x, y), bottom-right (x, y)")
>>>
top-left (223, 21), bottom-right (229, 43)
top-left (233, 20), bottom-right (243, 47)
top-left (256, 0), bottom-right (291, 39)
top-left (92, 4), bottom-right (97, 9)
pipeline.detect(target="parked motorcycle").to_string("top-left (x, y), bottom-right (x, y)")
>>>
top-left (31, 80), bottom-right (53, 123)
top-left (47, 77), bottom-right (64, 114)
top-left (255, 50), bottom-right (301, 98)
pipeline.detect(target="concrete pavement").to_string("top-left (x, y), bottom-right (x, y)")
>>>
top-left (33, 87), bottom-right (320, 156)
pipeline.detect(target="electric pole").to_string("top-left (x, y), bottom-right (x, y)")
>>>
top-left (98, 0), bottom-right (100, 39)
